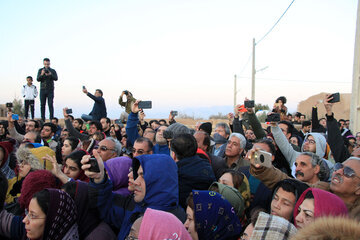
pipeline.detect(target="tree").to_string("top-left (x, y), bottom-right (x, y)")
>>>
top-left (12, 98), bottom-right (24, 117)
top-left (255, 103), bottom-right (270, 113)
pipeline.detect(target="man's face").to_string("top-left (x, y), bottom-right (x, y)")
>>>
top-left (0, 125), bottom-right (5, 135)
top-left (95, 90), bottom-right (101, 98)
top-left (245, 129), bottom-right (256, 140)
top-left (278, 123), bottom-right (290, 140)
top-left (194, 132), bottom-right (207, 152)
top-left (97, 139), bottom-right (117, 161)
top-left (51, 119), bottom-right (57, 126)
top-left (43, 60), bottom-right (50, 68)
top-left (225, 136), bottom-right (242, 157)
top-left (303, 135), bottom-right (316, 153)
top-left (100, 118), bottom-right (110, 131)
top-left (151, 122), bottom-right (160, 130)
top-left (339, 121), bottom-right (345, 130)
top-left (294, 155), bottom-right (319, 183)
top-left (155, 126), bottom-right (167, 145)
top-left (25, 121), bottom-right (36, 133)
top-left (319, 119), bottom-right (326, 128)
top-left (72, 120), bottom-right (81, 129)
top-left (88, 124), bottom-right (99, 135)
top-left (60, 130), bottom-right (69, 142)
top-left (271, 187), bottom-right (296, 221)
top-left (133, 141), bottom-right (152, 157)
top-left (40, 126), bottom-right (53, 139)
top-left (330, 159), bottom-right (360, 198)
top-left (303, 125), bottom-right (311, 133)
top-left (144, 131), bottom-right (156, 143)
top-left (215, 126), bottom-right (228, 139)
top-left (133, 165), bottom-right (146, 202)
top-left (23, 132), bottom-right (37, 143)
top-left (345, 120), bottom-right (350, 129)
top-left (27, 78), bottom-right (33, 85)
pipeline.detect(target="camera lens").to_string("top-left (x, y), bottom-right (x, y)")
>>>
top-left (260, 155), bottom-right (265, 163)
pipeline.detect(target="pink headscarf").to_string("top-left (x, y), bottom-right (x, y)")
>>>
top-left (293, 188), bottom-right (348, 227)
top-left (138, 208), bottom-right (191, 240)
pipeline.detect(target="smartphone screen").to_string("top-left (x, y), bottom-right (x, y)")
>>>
top-left (138, 101), bottom-right (152, 109)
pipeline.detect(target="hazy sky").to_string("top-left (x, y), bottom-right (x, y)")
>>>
top-left (0, 0), bottom-right (357, 119)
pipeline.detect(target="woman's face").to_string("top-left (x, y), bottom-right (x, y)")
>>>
top-left (290, 136), bottom-right (299, 146)
top-left (61, 140), bottom-right (73, 157)
top-left (23, 198), bottom-right (46, 240)
top-left (295, 198), bottom-right (315, 229)
top-left (219, 173), bottom-right (234, 187)
top-left (63, 158), bottom-right (80, 179)
top-left (128, 169), bottom-right (135, 192)
top-left (18, 162), bottom-right (31, 178)
top-left (184, 206), bottom-right (198, 240)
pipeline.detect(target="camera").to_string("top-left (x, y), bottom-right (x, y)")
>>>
top-left (88, 157), bottom-right (100, 173)
top-left (244, 100), bottom-right (255, 108)
top-left (171, 111), bottom-right (178, 117)
top-left (6, 102), bottom-right (13, 108)
top-left (44, 68), bottom-right (49, 74)
top-left (66, 109), bottom-right (73, 114)
top-left (265, 113), bottom-right (280, 122)
top-left (124, 90), bottom-right (129, 95)
top-left (253, 150), bottom-right (272, 168)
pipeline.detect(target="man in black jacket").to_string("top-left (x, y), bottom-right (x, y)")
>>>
top-left (81, 87), bottom-right (107, 122)
top-left (37, 58), bottom-right (58, 121)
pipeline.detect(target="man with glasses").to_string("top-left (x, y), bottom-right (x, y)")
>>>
top-left (97, 137), bottom-right (122, 161)
top-left (132, 137), bottom-right (153, 157)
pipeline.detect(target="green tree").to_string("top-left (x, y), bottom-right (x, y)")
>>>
top-left (255, 103), bottom-right (270, 112)
top-left (12, 98), bottom-right (24, 117)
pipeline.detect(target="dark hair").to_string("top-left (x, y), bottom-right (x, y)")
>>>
top-left (68, 115), bottom-right (75, 121)
top-left (170, 133), bottom-right (198, 160)
top-left (186, 192), bottom-right (194, 210)
top-left (278, 121), bottom-right (295, 135)
top-left (65, 150), bottom-right (87, 169)
top-left (275, 181), bottom-right (297, 197)
top-left (276, 96), bottom-right (287, 104)
top-left (339, 119), bottom-right (346, 123)
top-left (34, 132), bottom-right (42, 143)
top-left (254, 138), bottom-right (276, 156)
top-left (0, 172), bottom-right (8, 210)
top-left (202, 132), bottom-right (211, 152)
top-left (74, 118), bottom-right (83, 127)
top-left (135, 137), bottom-right (154, 151)
top-left (43, 58), bottom-right (50, 62)
top-left (319, 117), bottom-right (326, 122)
top-left (95, 89), bottom-right (103, 96)
top-left (302, 120), bottom-right (311, 128)
top-left (249, 207), bottom-right (266, 225)
top-left (304, 190), bottom-right (314, 199)
top-left (102, 117), bottom-right (111, 124)
top-left (295, 112), bottom-right (302, 118)
top-left (220, 169), bottom-right (244, 189)
top-left (42, 122), bottom-right (57, 134)
top-left (26, 76), bottom-right (33, 80)
top-left (149, 120), bottom-right (160, 126)
top-left (28, 120), bottom-right (39, 129)
top-left (32, 189), bottom-right (50, 214)
top-left (159, 119), bottom-right (167, 125)
top-left (51, 117), bottom-right (59, 123)
top-left (64, 136), bottom-right (80, 151)
top-left (61, 181), bottom-right (77, 199)
top-left (89, 121), bottom-right (102, 131)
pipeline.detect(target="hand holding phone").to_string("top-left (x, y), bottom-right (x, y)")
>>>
top-left (138, 101), bottom-right (152, 109)
top-left (88, 157), bottom-right (100, 173)
top-left (328, 92), bottom-right (340, 103)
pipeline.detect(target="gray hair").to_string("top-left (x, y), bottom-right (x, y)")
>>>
top-left (215, 122), bottom-right (231, 136)
top-left (106, 137), bottom-right (122, 156)
top-left (229, 133), bottom-right (246, 149)
top-left (300, 152), bottom-right (329, 181)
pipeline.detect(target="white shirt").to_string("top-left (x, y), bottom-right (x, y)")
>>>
top-left (22, 84), bottom-right (38, 100)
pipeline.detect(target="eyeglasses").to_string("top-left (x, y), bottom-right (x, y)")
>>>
top-left (334, 162), bottom-right (360, 179)
top-left (25, 209), bottom-right (46, 221)
top-left (131, 148), bottom-right (148, 155)
top-left (125, 236), bottom-right (138, 240)
top-left (98, 146), bottom-right (115, 152)
top-left (304, 139), bottom-right (316, 144)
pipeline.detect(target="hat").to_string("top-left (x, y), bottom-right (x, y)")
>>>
top-left (163, 123), bottom-right (190, 139)
top-left (29, 146), bottom-right (55, 170)
top-left (199, 122), bottom-right (212, 136)
top-left (0, 141), bottom-right (14, 168)
top-left (16, 147), bottom-right (42, 170)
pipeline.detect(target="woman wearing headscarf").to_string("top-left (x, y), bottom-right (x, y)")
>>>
top-left (184, 190), bottom-right (242, 240)
top-left (293, 188), bottom-right (348, 229)
top-left (126, 208), bottom-right (192, 240)
top-left (103, 156), bottom-right (132, 196)
top-left (61, 136), bottom-right (81, 161)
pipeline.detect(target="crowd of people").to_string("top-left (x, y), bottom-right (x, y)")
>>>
top-left (1, 68), bottom-right (360, 239)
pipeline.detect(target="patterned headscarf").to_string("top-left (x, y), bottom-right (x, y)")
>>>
top-left (43, 189), bottom-right (79, 240)
top-left (192, 190), bottom-right (242, 240)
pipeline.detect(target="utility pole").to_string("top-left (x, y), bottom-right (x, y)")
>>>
top-left (251, 38), bottom-right (256, 100)
top-left (350, 0), bottom-right (360, 134)
top-left (234, 75), bottom-right (237, 107)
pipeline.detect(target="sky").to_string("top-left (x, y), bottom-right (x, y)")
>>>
top-left (0, 0), bottom-right (357, 119)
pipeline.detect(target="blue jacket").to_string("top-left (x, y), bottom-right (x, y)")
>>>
top-left (177, 155), bottom-right (216, 209)
top-left (89, 154), bottom-right (185, 239)
top-left (126, 112), bottom-right (139, 147)
top-left (153, 143), bottom-right (170, 155)
top-left (87, 93), bottom-right (107, 121)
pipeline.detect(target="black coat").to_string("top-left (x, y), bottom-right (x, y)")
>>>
top-left (87, 93), bottom-right (107, 121)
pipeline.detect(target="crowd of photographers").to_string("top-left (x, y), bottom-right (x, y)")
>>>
top-left (0, 90), bottom-right (360, 240)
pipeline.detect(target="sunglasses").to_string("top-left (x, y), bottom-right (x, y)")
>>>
top-left (334, 162), bottom-right (360, 179)
top-left (98, 146), bottom-right (115, 152)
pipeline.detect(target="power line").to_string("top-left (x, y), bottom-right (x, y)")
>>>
top-left (239, 53), bottom-right (252, 75)
top-left (256, 0), bottom-right (295, 45)
top-left (238, 76), bottom-right (351, 84)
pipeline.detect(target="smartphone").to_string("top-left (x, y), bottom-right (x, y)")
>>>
top-left (82, 86), bottom-right (86, 90)
top-left (6, 102), bottom-right (13, 108)
top-left (265, 113), bottom-right (280, 122)
top-left (328, 92), bottom-right (340, 103)
top-left (138, 101), bottom-right (152, 109)
top-left (114, 119), bottom-right (122, 125)
top-left (88, 157), bottom-right (100, 172)
top-left (12, 114), bottom-right (19, 121)
top-left (171, 111), bottom-right (178, 117)
top-left (253, 150), bottom-right (272, 168)
top-left (66, 109), bottom-right (73, 114)
top-left (244, 100), bottom-right (255, 108)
